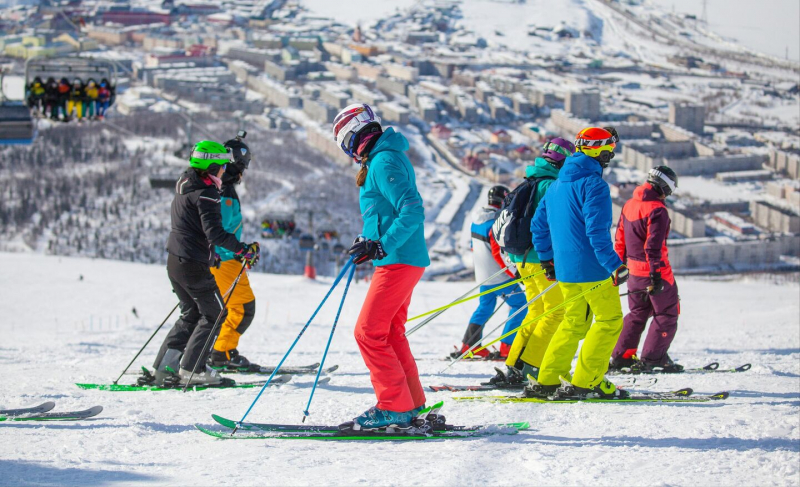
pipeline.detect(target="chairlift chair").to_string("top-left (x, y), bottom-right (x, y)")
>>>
top-left (298, 233), bottom-right (315, 251)
top-left (0, 70), bottom-right (35, 145)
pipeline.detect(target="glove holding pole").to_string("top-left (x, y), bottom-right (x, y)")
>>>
top-left (235, 242), bottom-right (260, 269)
top-left (648, 271), bottom-right (664, 295)
top-left (348, 236), bottom-right (387, 265)
top-left (540, 260), bottom-right (556, 281)
top-left (612, 265), bottom-right (629, 287)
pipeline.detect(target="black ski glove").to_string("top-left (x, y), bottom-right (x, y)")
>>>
top-left (348, 237), bottom-right (387, 265)
top-left (612, 265), bottom-right (629, 287)
top-left (213, 253), bottom-right (221, 269)
top-left (649, 272), bottom-right (664, 295)
top-left (541, 260), bottom-right (556, 281)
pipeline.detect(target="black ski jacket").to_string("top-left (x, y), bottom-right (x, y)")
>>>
top-left (166, 169), bottom-right (245, 266)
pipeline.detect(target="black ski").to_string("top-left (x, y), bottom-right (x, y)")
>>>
top-left (608, 362), bottom-right (751, 376)
top-left (0, 401), bottom-right (56, 417)
top-left (0, 406), bottom-right (103, 421)
top-left (219, 364), bottom-right (339, 376)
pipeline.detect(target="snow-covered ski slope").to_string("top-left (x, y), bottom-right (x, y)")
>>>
top-left (1, 253), bottom-right (798, 485)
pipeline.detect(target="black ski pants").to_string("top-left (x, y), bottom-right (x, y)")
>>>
top-left (154, 253), bottom-right (227, 373)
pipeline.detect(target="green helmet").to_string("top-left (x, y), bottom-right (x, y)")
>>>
top-left (189, 140), bottom-right (231, 170)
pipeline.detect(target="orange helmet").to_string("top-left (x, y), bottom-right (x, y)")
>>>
top-left (574, 127), bottom-right (618, 159)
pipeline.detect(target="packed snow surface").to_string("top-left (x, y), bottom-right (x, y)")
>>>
top-left (1, 253), bottom-right (798, 486)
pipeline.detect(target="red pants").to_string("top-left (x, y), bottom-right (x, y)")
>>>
top-left (355, 264), bottom-right (426, 412)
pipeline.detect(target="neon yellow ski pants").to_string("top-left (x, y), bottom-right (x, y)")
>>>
top-left (537, 278), bottom-right (623, 389)
top-left (505, 262), bottom-right (564, 369)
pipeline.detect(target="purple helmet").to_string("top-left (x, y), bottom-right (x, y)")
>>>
top-left (541, 137), bottom-right (576, 168)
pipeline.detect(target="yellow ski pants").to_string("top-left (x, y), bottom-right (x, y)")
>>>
top-left (537, 279), bottom-right (623, 389)
top-left (67, 100), bottom-right (82, 119)
top-left (505, 262), bottom-right (564, 369)
top-left (210, 260), bottom-right (256, 353)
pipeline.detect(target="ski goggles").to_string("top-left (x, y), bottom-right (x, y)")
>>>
top-left (190, 149), bottom-right (234, 163)
top-left (543, 141), bottom-right (573, 158)
top-left (575, 133), bottom-right (619, 148)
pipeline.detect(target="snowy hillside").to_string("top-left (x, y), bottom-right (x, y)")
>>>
top-left (1, 253), bottom-right (798, 485)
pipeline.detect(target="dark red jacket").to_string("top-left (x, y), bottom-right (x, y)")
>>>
top-left (614, 183), bottom-right (674, 284)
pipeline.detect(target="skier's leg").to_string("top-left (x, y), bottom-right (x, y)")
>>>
top-left (571, 280), bottom-right (624, 389)
top-left (178, 260), bottom-right (226, 373)
top-left (153, 256), bottom-right (200, 371)
top-left (505, 263), bottom-right (542, 367)
top-left (500, 284), bottom-right (527, 345)
top-left (537, 282), bottom-right (593, 386)
top-left (520, 266), bottom-right (565, 368)
top-left (211, 261), bottom-right (256, 355)
top-left (354, 264), bottom-right (423, 413)
top-left (465, 285), bottom-right (498, 344)
top-left (387, 269), bottom-right (426, 409)
top-left (612, 275), bottom-right (652, 360)
top-left (640, 280), bottom-right (680, 364)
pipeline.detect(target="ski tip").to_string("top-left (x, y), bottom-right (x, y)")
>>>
top-left (431, 400), bottom-right (445, 409)
top-left (711, 391), bottom-right (730, 400)
top-left (702, 362), bottom-right (720, 371)
top-left (87, 405), bottom-right (104, 417)
top-left (673, 388), bottom-right (693, 397)
top-left (325, 365), bottom-right (340, 374)
top-left (735, 364), bottom-right (752, 372)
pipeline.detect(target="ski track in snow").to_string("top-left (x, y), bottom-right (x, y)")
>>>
top-left (0, 253), bottom-right (798, 486)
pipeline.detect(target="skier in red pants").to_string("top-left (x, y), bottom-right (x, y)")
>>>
top-left (611, 166), bottom-right (683, 373)
top-left (332, 103), bottom-right (430, 430)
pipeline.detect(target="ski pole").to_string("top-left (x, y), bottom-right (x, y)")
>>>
top-left (113, 276), bottom-right (243, 383)
top-left (465, 279), bottom-right (610, 358)
top-left (620, 289), bottom-right (648, 297)
top-left (442, 281), bottom-right (559, 373)
top-left (302, 262), bottom-right (356, 422)
top-left (183, 260), bottom-right (248, 392)
top-left (403, 265), bottom-right (514, 337)
top-left (232, 259), bottom-right (355, 435)
top-left (459, 295), bottom-right (508, 354)
top-left (113, 302), bottom-right (179, 385)
top-left (405, 268), bottom-right (544, 337)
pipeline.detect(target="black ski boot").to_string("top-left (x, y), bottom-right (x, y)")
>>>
top-left (488, 366), bottom-right (525, 386)
top-left (210, 349), bottom-right (255, 371)
top-left (523, 376), bottom-right (559, 398)
top-left (633, 354), bottom-right (684, 374)
top-left (608, 354), bottom-right (636, 371)
top-left (552, 378), bottom-right (630, 400)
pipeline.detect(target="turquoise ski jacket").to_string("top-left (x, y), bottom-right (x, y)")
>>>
top-left (215, 185), bottom-right (243, 262)
top-left (359, 127), bottom-right (430, 268)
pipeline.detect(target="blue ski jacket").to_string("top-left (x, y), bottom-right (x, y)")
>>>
top-left (531, 153), bottom-right (623, 283)
top-left (359, 127), bottom-right (430, 268)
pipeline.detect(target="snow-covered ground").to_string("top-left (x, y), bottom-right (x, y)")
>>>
top-left (1, 253), bottom-right (798, 485)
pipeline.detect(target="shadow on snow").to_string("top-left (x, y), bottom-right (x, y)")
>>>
top-left (0, 460), bottom-right (158, 486)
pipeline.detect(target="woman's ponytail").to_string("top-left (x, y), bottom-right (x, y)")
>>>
top-left (356, 164), bottom-right (368, 187)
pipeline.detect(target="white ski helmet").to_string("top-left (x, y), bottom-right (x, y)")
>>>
top-left (332, 103), bottom-right (381, 158)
